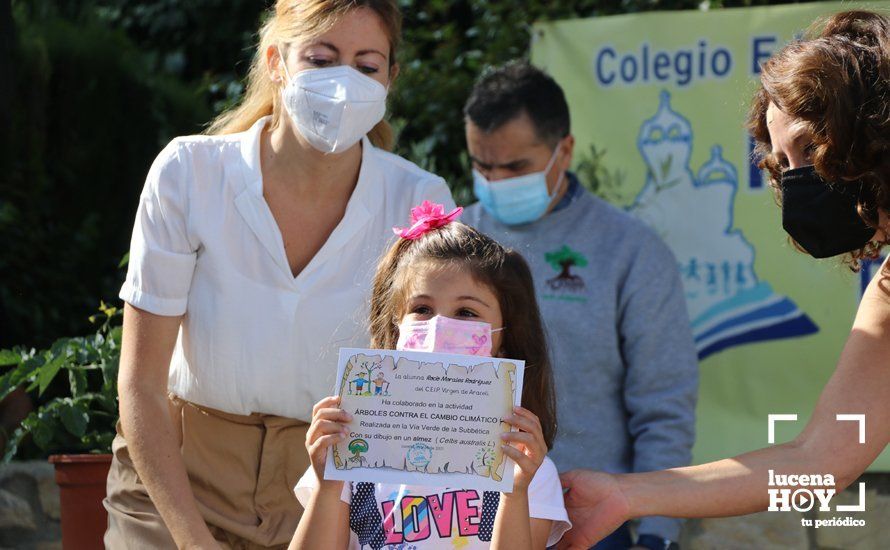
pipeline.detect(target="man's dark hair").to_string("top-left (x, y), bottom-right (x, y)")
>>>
top-left (463, 61), bottom-right (570, 147)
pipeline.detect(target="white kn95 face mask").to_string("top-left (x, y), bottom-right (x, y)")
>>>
top-left (280, 56), bottom-right (388, 154)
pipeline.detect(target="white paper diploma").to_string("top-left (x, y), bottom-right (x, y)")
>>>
top-left (324, 348), bottom-right (525, 492)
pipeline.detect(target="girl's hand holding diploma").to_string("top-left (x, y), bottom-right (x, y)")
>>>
top-left (306, 395), bottom-right (352, 485)
top-left (501, 406), bottom-right (547, 493)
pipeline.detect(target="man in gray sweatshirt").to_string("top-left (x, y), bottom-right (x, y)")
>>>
top-left (462, 61), bottom-right (698, 550)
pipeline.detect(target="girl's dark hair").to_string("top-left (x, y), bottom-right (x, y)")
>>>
top-left (747, 10), bottom-right (890, 270)
top-left (369, 222), bottom-right (558, 449)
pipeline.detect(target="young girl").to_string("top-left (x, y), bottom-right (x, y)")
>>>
top-left (290, 202), bottom-right (570, 549)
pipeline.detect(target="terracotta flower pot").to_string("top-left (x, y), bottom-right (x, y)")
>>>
top-left (49, 454), bottom-right (113, 550)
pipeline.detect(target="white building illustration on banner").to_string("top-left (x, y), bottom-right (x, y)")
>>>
top-left (628, 91), bottom-right (818, 359)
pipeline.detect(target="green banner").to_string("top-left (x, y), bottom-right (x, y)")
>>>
top-left (532, 1), bottom-right (890, 470)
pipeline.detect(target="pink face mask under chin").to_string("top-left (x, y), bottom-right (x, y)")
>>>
top-left (396, 315), bottom-right (504, 357)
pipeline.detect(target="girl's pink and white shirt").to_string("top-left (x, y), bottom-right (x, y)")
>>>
top-left (295, 456), bottom-right (570, 549)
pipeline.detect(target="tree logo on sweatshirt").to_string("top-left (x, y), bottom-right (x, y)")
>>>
top-left (545, 245), bottom-right (588, 292)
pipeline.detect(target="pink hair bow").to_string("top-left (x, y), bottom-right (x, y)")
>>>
top-left (392, 201), bottom-right (463, 240)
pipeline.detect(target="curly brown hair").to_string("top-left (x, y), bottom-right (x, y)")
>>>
top-left (747, 10), bottom-right (890, 270)
top-left (369, 221), bottom-right (558, 449)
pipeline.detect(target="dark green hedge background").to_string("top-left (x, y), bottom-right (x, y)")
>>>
top-left (0, 0), bottom-right (811, 349)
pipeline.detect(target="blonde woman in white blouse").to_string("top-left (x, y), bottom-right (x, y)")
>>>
top-left (103, 1), bottom-right (453, 548)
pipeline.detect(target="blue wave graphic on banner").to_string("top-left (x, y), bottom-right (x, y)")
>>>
top-left (692, 282), bottom-right (818, 360)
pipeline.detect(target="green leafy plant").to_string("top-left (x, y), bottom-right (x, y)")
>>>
top-left (574, 143), bottom-right (626, 204)
top-left (0, 302), bottom-right (121, 462)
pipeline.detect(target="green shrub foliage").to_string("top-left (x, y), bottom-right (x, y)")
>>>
top-left (1, 303), bottom-right (121, 459)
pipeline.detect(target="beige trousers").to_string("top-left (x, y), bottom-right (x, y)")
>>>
top-left (103, 395), bottom-right (310, 549)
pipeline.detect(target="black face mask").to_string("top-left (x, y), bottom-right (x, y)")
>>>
top-left (780, 165), bottom-right (875, 259)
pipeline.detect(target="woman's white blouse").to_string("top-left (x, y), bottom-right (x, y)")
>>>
top-left (119, 116), bottom-right (454, 420)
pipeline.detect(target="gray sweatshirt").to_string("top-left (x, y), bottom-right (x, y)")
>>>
top-left (464, 175), bottom-right (699, 541)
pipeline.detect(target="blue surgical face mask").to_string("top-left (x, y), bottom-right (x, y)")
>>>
top-left (472, 146), bottom-right (565, 226)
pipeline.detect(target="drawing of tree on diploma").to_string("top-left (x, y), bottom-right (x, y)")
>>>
top-left (348, 438), bottom-right (368, 465)
top-left (474, 447), bottom-right (496, 476)
top-left (335, 353), bottom-right (386, 469)
top-left (545, 245), bottom-right (588, 291)
top-left (348, 359), bottom-right (383, 396)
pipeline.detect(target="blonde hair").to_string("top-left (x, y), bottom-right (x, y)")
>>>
top-left (205, 0), bottom-right (401, 151)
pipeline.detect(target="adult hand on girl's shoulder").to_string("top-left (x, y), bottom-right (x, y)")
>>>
top-left (500, 406), bottom-right (547, 492)
top-left (306, 396), bottom-right (352, 485)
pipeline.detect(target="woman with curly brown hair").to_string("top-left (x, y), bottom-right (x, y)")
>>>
top-left (749, 10), bottom-right (890, 264)
top-left (557, 11), bottom-right (890, 549)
